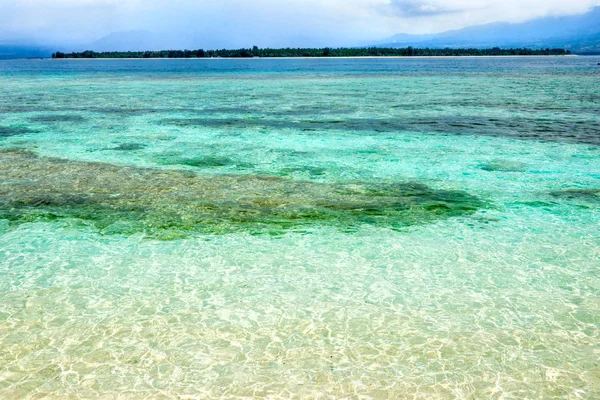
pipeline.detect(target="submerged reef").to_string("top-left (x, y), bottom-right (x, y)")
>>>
top-left (153, 154), bottom-right (237, 168)
top-left (0, 126), bottom-right (38, 138)
top-left (0, 150), bottom-right (484, 238)
top-left (29, 114), bottom-right (87, 123)
top-left (110, 143), bottom-right (147, 151)
top-left (161, 116), bottom-right (600, 145)
top-left (479, 159), bottom-right (528, 172)
top-left (549, 188), bottom-right (600, 206)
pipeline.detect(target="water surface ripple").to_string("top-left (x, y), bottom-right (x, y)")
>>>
top-left (0, 57), bottom-right (599, 399)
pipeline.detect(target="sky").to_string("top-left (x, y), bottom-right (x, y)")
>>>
top-left (0, 0), bottom-right (599, 48)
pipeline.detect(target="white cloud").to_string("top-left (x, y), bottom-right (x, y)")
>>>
top-left (0, 0), bottom-right (599, 46)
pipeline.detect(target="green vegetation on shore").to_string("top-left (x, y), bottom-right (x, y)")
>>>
top-left (52, 46), bottom-right (571, 59)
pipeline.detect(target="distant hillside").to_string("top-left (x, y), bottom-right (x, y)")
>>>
top-left (86, 31), bottom-right (190, 52)
top-left (0, 45), bottom-right (53, 59)
top-left (377, 7), bottom-right (600, 54)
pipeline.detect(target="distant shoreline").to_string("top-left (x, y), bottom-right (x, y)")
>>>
top-left (51, 47), bottom-right (573, 60)
top-left (46, 55), bottom-right (578, 60)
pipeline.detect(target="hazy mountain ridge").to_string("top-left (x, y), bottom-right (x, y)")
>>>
top-left (378, 7), bottom-right (600, 53)
top-left (87, 31), bottom-right (202, 52)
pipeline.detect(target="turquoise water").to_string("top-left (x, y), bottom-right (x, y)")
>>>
top-left (1, 57), bottom-right (599, 398)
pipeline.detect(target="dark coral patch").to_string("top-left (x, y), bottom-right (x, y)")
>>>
top-left (479, 160), bottom-right (528, 172)
top-left (549, 188), bottom-right (600, 204)
top-left (154, 154), bottom-right (235, 168)
top-left (279, 166), bottom-right (327, 177)
top-left (153, 152), bottom-right (256, 169)
top-left (30, 115), bottom-right (87, 123)
top-left (160, 116), bottom-right (600, 145)
top-left (178, 157), bottom-right (232, 168)
top-left (111, 143), bottom-right (147, 151)
top-left (93, 107), bottom-right (158, 116)
top-left (0, 126), bottom-right (38, 138)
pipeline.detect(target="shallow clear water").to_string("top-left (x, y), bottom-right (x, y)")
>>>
top-left (1, 57), bottom-right (599, 398)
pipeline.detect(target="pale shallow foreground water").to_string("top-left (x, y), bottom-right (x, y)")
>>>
top-left (0, 57), bottom-right (599, 399)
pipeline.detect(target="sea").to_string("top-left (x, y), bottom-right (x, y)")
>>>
top-left (0, 57), bottom-right (599, 398)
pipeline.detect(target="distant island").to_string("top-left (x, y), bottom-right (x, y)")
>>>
top-left (52, 47), bottom-right (571, 59)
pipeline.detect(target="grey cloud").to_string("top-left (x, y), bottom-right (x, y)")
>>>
top-left (385, 0), bottom-right (468, 16)
top-left (0, 0), bottom-right (599, 48)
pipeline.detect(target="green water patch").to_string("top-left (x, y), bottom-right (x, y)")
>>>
top-left (153, 153), bottom-right (245, 168)
top-left (0, 126), bottom-right (38, 138)
top-left (514, 201), bottom-right (557, 209)
top-left (30, 115), bottom-right (87, 124)
top-left (479, 160), bottom-right (528, 172)
top-left (0, 150), bottom-right (485, 239)
top-left (161, 116), bottom-right (600, 145)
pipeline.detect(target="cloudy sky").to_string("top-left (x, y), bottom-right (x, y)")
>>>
top-left (1, 0), bottom-right (599, 47)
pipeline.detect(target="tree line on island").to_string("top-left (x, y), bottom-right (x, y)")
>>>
top-left (52, 46), bottom-right (571, 59)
